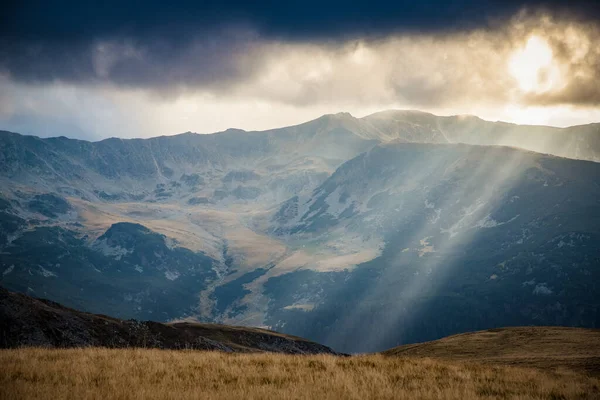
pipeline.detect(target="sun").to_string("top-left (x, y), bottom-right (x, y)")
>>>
top-left (508, 35), bottom-right (560, 93)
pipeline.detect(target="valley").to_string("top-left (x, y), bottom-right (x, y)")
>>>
top-left (1, 110), bottom-right (599, 353)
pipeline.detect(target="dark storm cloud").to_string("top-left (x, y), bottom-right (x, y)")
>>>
top-left (0, 28), bottom-right (263, 91)
top-left (3, 0), bottom-right (600, 41)
top-left (2, 0), bottom-right (600, 115)
top-left (1, 0), bottom-right (599, 86)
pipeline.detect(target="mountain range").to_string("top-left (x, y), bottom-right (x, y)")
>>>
top-left (1, 110), bottom-right (599, 353)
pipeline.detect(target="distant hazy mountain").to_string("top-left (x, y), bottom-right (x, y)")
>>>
top-left (363, 110), bottom-right (600, 162)
top-left (1, 111), bottom-right (598, 204)
top-left (1, 110), bottom-right (599, 353)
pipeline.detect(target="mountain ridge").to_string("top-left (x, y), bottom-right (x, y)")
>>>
top-left (4, 109), bottom-right (599, 141)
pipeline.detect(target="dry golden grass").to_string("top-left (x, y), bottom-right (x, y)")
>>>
top-left (2, 348), bottom-right (599, 400)
top-left (384, 327), bottom-right (600, 376)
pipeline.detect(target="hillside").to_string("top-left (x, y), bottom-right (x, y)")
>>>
top-left (3, 289), bottom-right (600, 398)
top-left (384, 326), bottom-right (600, 375)
top-left (1, 111), bottom-right (599, 353)
top-left (0, 287), bottom-right (338, 354)
top-left (263, 143), bottom-right (600, 352)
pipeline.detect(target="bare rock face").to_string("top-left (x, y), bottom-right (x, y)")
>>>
top-left (0, 287), bottom-right (341, 355)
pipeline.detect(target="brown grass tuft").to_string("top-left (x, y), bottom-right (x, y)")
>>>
top-left (2, 348), bottom-right (599, 399)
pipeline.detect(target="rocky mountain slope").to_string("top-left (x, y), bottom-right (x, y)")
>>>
top-left (0, 287), bottom-right (339, 354)
top-left (259, 143), bottom-right (600, 352)
top-left (1, 111), bottom-right (598, 207)
top-left (1, 110), bottom-right (599, 353)
top-left (0, 218), bottom-right (217, 321)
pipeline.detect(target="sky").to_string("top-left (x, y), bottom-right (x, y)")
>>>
top-left (1, 0), bottom-right (600, 140)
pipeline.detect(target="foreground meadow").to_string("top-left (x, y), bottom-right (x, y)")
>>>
top-left (1, 348), bottom-right (599, 400)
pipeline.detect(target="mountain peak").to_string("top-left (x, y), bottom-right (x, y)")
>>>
top-left (364, 109), bottom-right (436, 119)
top-left (223, 128), bottom-right (247, 134)
top-left (333, 111), bottom-right (354, 118)
top-left (309, 111), bottom-right (355, 122)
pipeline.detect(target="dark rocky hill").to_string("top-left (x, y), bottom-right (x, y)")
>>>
top-left (0, 287), bottom-right (339, 354)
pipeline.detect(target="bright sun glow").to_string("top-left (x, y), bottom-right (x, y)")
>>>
top-left (508, 36), bottom-right (560, 93)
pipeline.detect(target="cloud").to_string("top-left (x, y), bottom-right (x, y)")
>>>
top-left (3, 1), bottom-right (599, 40)
top-left (525, 78), bottom-right (600, 107)
top-left (519, 19), bottom-right (600, 106)
top-left (2, 5), bottom-right (598, 107)
top-left (0, 27), bottom-right (265, 94)
top-left (1, 4), bottom-right (599, 138)
top-left (1, 1), bottom-right (599, 88)
top-left (225, 14), bottom-right (600, 109)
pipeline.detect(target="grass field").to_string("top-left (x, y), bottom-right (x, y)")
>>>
top-left (385, 327), bottom-right (600, 376)
top-left (2, 348), bottom-right (599, 400)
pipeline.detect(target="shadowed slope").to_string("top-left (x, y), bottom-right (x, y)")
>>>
top-left (265, 142), bottom-right (600, 352)
top-left (0, 287), bottom-right (339, 354)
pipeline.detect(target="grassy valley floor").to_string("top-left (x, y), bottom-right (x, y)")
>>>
top-left (2, 348), bottom-right (599, 400)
